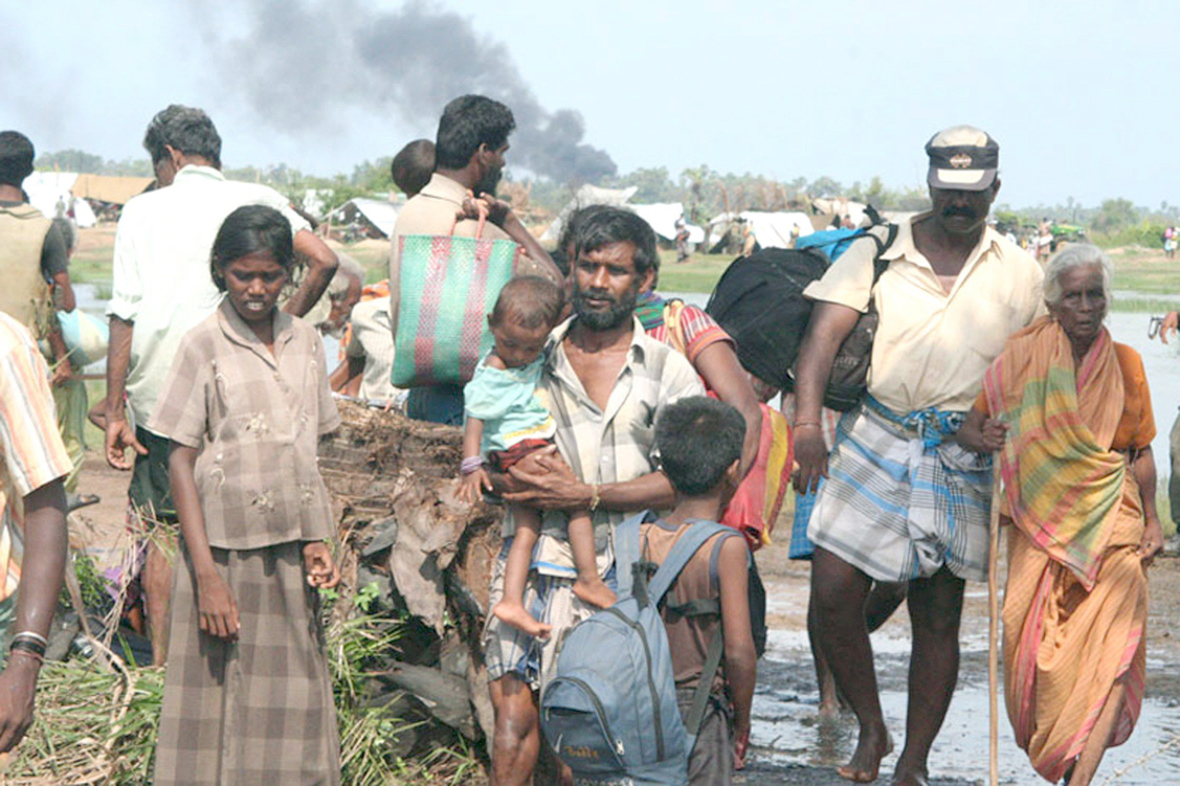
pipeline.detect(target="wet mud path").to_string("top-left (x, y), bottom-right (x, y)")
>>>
top-left (740, 540), bottom-right (1180, 784)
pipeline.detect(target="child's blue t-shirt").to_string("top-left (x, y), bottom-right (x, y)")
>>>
top-left (463, 353), bottom-right (556, 454)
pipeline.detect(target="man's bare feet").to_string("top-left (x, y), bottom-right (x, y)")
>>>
top-left (493, 600), bottom-right (552, 639)
top-left (818, 669), bottom-right (848, 719)
top-left (837, 723), bottom-right (893, 783)
top-left (890, 764), bottom-right (929, 786)
top-left (572, 577), bottom-right (617, 609)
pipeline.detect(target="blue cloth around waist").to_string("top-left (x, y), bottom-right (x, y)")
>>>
top-left (862, 394), bottom-right (965, 450)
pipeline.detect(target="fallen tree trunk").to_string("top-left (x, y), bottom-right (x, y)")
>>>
top-left (318, 399), bottom-right (504, 741)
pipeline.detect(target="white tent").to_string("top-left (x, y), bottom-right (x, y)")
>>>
top-left (334, 197), bottom-right (399, 238)
top-left (540, 186), bottom-right (706, 249)
top-left (628, 202), bottom-right (705, 245)
top-left (708, 210), bottom-right (814, 250)
top-left (21, 172), bottom-right (97, 228)
top-left (811, 197), bottom-right (869, 228)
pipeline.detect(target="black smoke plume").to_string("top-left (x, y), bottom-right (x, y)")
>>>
top-left (192, 0), bottom-right (616, 184)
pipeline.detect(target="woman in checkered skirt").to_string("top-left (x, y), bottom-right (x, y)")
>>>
top-left (149, 205), bottom-right (342, 784)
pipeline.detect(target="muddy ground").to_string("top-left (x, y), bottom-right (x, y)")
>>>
top-left (68, 453), bottom-right (1180, 784)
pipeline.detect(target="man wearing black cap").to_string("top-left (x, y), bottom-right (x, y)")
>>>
top-left (792, 126), bottom-right (1044, 784)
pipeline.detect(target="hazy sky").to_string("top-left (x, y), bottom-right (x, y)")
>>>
top-left (5, 0), bottom-right (1178, 209)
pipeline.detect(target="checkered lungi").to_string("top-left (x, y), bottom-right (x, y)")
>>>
top-left (154, 541), bottom-right (340, 785)
top-left (807, 399), bottom-right (993, 582)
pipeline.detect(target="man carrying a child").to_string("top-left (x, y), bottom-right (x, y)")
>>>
top-left (482, 208), bottom-right (703, 784)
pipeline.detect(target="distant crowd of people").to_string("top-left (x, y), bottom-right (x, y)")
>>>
top-left (0, 94), bottom-right (1171, 786)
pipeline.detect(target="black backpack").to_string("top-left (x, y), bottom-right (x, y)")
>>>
top-left (705, 215), bottom-right (897, 412)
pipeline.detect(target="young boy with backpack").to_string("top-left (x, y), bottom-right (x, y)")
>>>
top-left (644, 396), bottom-right (757, 781)
top-left (541, 396), bottom-right (756, 784)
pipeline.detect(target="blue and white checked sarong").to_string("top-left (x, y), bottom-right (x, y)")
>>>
top-left (807, 398), bottom-right (993, 582)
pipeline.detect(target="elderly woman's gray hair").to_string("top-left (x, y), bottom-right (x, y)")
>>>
top-left (1043, 244), bottom-right (1114, 307)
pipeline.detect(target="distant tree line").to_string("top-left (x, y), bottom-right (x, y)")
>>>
top-left (34, 148), bottom-right (1180, 249)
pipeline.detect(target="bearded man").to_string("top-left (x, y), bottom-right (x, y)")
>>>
top-left (482, 207), bottom-right (703, 785)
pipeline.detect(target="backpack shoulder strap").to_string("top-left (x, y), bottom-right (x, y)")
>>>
top-left (613, 510), bottom-right (651, 601)
top-left (666, 526), bottom-right (749, 737)
top-left (868, 223), bottom-right (899, 284)
top-left (646, 520), bottom-right (732, 607)
top-left (684, 626), bottom-right (726, 736)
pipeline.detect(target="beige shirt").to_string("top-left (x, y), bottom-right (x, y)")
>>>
top-left (803, 216), bottom-right (1044, 413)
top-left (387, 173), bottom-right (558, 344)
top-left (149, 300), bottom-right (341, 550)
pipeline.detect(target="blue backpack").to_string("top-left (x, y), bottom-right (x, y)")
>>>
top-left (540, 513), bottom-right (738, 785)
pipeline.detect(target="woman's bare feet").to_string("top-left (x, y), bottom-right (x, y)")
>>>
top-left (837, 723), bottom-right (893, 783)
top-left (492, 600), bottom-right (552, 639)
top-left (573, 576), bottom-right (617, 609)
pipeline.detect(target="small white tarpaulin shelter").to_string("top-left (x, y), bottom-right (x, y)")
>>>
top-left (708, 210), bottom-right (814, 250)
top-left (22, 172), bottom-right (97, 227)
top-left (334, 197), bottom-right (399, 238)
top-left (540, 186), bottom-right (705, 248)
top-left (628, 202), bottom-right (705, 245)
top-left (810, 197), bottom-right (869, 228)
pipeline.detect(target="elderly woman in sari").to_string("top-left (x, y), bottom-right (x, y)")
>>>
top-left (958, 244), bottom-right (1162, 786)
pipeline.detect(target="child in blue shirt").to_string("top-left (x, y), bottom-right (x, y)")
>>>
top-left (459, 277), bottom-right (614, 637)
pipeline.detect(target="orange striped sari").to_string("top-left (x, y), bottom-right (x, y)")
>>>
top-left (981, 317), bottom-right (1152, 782)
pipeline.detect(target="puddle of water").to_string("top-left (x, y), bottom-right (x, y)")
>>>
top-left (752, 599), bottom-right (1180, 784)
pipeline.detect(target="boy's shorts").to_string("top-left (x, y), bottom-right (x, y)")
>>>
top-left (676, 687), bottom-right (734, 784)
top-left (488, 437), bottom-right (554, 473)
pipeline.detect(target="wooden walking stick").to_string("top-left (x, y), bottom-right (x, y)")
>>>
top-left (988, 455), bottom-right (1002, 786)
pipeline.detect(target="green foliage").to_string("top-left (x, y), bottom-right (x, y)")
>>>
top-left (7, 660), bottom-right (165, 783)
top-left (847, 178), bottom-right (930, 211)
top-left (36, 149), bottom-right (104, 173)
top-left (73, 550), bottom-right (113, 617)
top-left (352, 157), bottom-right (395, 194)
top-left (603, 166), bottom-right (677, 203)
top-left (1090, 219), bottom-right (1166, 249)
top-left (35, 149), bottom-right (152, 177)
top-left (1091, 198), bottom-right (1140, 233)
top-left (10, 583), bottom-right (473, 785)
top-left (328, 607), bottom-right (406, 786)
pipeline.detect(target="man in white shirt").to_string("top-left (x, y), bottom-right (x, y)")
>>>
top-left (104, 104), bottom-right (338, 664)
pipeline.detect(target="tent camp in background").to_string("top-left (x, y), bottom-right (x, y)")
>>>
top-left (332, 197), bottom-right (400, 240)
top-left (22, 172), bottom-right (96, 227)
top-left (628, 203), bottom-right (705, 246)
top-left (540, 184), bottom-right (637, 246)
top-left (71, 174), bottom-right (154, 217)
top-left (810, 197), bottom-right (869, 229)
top-left (23, 172), bottom-right (154, 226)
top-left (707, 210), bottom-right (814, 253)
top-left (539, 184), bottom-right (705, 252)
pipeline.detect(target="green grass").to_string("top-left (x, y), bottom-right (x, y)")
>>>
top-left (655, 249), bottom-right (734, 294)
top-left (1110, 296), bottom-right (1179, 314)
